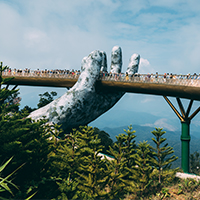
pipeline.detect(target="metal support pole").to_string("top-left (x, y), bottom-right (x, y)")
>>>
top-left (181, 121), bottom-right (191, 173)
top-left (163, 96), bottom-right (200, 173)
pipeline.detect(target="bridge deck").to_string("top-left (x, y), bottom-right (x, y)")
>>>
top-left (3, 72), bottom-right (200, 101)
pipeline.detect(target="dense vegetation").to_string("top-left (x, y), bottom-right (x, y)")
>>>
top-left (1, 62), bottom-right (200, 199)
top-left (103, 125), bottom-right (200, 169)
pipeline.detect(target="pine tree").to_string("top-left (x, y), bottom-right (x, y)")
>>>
top-left (123, 125), bottom-right (137, 170)
top-left (151, 127), bottom-right (178, 183)
top-left (51, 127), bottom-right (80, 180)
top-left (53, 126), bottom-right (110, 199)
top-left (51, 128), bottom-right (80, 200)
top-left (37, 91), bottom-right (57, 108)
top-left (75, 126), bottom-right (108, 199)
top-left (106, 126), bottom-right (137, 199)
top-left (133, 141), bottom-right (155, 196)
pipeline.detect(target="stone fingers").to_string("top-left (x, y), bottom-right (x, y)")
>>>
top-left (126, 53), bottom-right (140, 75)
top-left (28, 46), bottom-right (140, 133)
top-left (110, 46), bottom-right (122, 73)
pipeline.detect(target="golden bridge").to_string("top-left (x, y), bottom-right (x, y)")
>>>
top-left (2, 70), bottom-right (200, 173)
top-left (2, 71), bottom-right (200, 101)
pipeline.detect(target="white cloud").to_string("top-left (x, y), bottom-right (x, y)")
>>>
top-left (139, 57), bottom-right (155, 73)
top-left (1, 0), bottom-right (200, 73)
top-left (24, 29), bottom-right (49, 50)
top-left (1, 0), bottom-right (200, 114)
top-left (154, 118), bottom-right (177, 131)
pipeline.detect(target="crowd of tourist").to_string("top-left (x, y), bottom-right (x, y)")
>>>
top-left (3, 68), bottom-right (81, 78)
top-left (3, 67), bottom-right (200, 86)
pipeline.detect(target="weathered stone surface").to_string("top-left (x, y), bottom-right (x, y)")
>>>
top-left (100, 51), bottom-right (107, 72)
top-left (110, 46), bottom-right (122, 73)
top-left (28, 47), bottom-right (140, 132)
top-left (126, 53), bottom-right (140, 75)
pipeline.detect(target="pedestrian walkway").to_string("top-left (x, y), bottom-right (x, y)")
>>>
top-left (3, 70), bottom-right (200, 87)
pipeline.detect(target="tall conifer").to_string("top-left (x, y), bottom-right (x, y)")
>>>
top-left (134, 141), bottom-right (155, 196)
top-left (151, 127), bottom-right (178, 183)
top-left (75, 126), bottom-right (108, 199)
top-left (106, 126), bottom-right (137, 199)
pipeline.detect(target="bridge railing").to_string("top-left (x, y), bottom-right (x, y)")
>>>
top-left (2, 71), bottom-right (200, 87)
top-left (101, 74), bottom-right (200, 87)
top-left (2, 70), bottom-right (81, 79)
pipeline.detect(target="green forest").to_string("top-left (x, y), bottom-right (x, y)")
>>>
top-left (1, 62), bottom-right (200, 200)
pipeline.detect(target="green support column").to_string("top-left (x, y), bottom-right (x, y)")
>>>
top-left (164, 96), bottom-right (200, 173)
top-left (181, 121), bottom-right (191, 173)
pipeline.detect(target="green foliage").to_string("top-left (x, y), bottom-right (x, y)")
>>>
top-left (190, 151), bottom-right (200, 175)
top-left (155, 187), bottom-right (171, 199)
top-left (54, 175), bottom-right (80, 200)
top-left (74, 127), bottom-right (107, 197)
top-left (122, 125), bottom-right (137, 169)
top-left (133, 141), bottom-right (155, 196)
top-left (0, 64), bottom-right (180, 200)
top-left (20, 90), bottom-right (58, 113)
top-left (0, 113), bottom-right (60, 199)
top-left (0, 157), bottom-right (18, 197)
top-left (37, 91), bottom-right (57, 108)
top-left (52, 125), bottom-right (179, 199)
top-left (177, 178), bottom-right (200, 194)
top-left (106, 125), bottom-right (137, 199)
top-left (20, 105), bottom-right (36, 114)
top-left (0, 62), bottom-right (14, 87)
top-left (54, 126), bottom-right (109, 199)
top-left (0, 64), bottom-right (62, 199)
top-left (151, 127), bottom-right (178, 183)
top-left (51, 128), bottom-right (81, 183)
top-left (0, 62), bottom-right (18, 114)
top-left (0, 158), bottom-right (35, 200)
top-left (93, 127), bottom-right (113, 154)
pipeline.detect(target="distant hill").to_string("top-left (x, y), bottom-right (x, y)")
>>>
top-left (89, 109), bottom-right (183, 131)
top-left (89, 109), bottom-right (200, 137)
top-left (90, 109), bottom-right (200, 168)
top-left (100, 124), bottom-right (200, 168)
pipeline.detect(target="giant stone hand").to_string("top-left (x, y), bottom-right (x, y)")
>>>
top-left (28, 46), bottom-right (140, 132)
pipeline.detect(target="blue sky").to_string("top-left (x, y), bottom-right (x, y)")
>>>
top-left (1, 0), bottom-right (200, 130)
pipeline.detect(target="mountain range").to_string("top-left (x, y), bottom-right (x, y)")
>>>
top-left (89, 110), bottom-right (200, 168)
